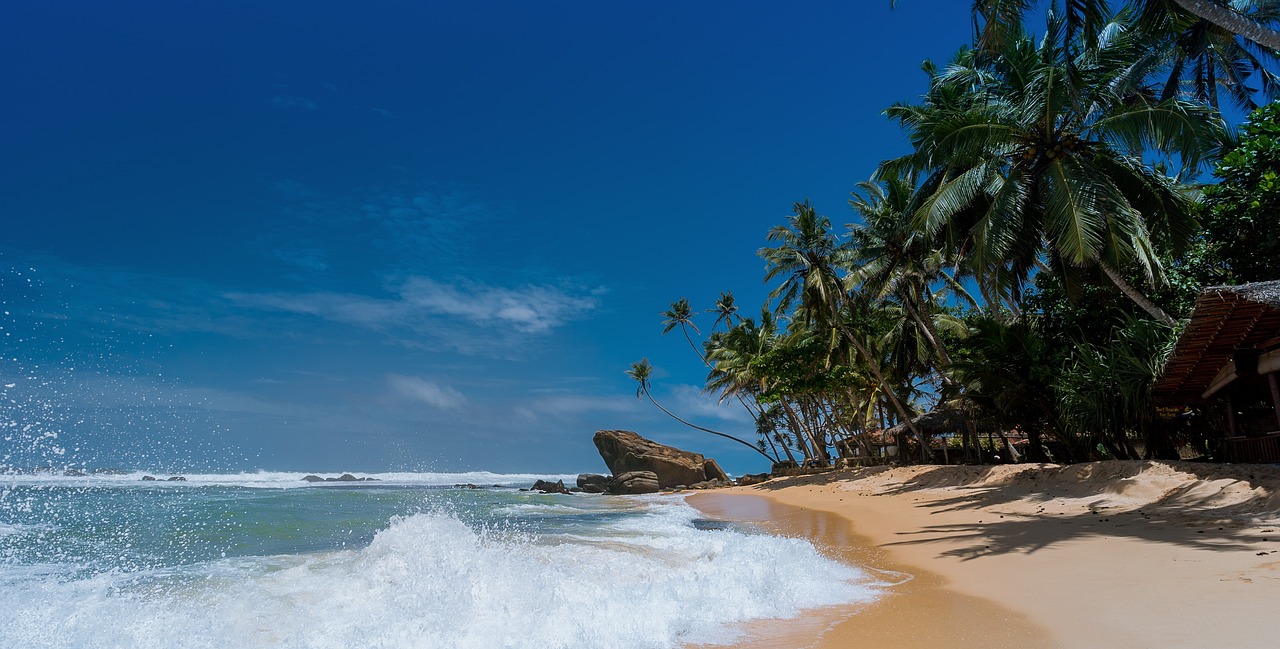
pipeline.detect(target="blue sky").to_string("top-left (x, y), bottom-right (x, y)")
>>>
top-left (1, 0), bottom-right (974, 474)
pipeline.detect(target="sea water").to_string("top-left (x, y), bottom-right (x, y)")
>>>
top-left (0, 472), bottom-right (880, 648)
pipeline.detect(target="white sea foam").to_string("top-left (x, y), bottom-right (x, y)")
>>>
top-left (0, 499), bottom-right (880, 649)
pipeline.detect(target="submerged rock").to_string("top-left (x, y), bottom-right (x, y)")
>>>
top-left (166, 476), bottom-right (187, 482)
top-left (593, 430), bottom-right (716, 489)
top-left (606, 471), bottom-right (661, 495)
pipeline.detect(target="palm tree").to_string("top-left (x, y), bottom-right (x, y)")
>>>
top-left (709, 291), bottom-right (741, 331)
top-left (848, 173), bottom-right (975, 374)
top-left (661, 298), bottom-right (705, 362)
top-left (966, 0), bottom-right (1280, 55)
top-left (887, 14), bottom-right (1226, 325)
top-left (1140, 0), bottom-right (1280, 111)
top-left (760, 201), bottom-right (931, 462)
top-left (626, 359), bottom-right (778, 463)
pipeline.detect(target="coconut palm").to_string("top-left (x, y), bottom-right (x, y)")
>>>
top-left (1140, 0), bottom-right (1280, 110)
top-left (888, 13), bottom-right (1226, 325)
top-left (661, 298), bottom-right (705, 362)
top-left (965, 0), bottom-right (1280, 55)
top-left (848, 173), bottom-right (975, 374)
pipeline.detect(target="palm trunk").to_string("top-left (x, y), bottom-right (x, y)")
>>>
top-left (1170, 0), bottom-right (1280, 51)
top-left (1095, 258), bottom-right (1177, 325)
top-left (641, 389), bottom-right (777, 462)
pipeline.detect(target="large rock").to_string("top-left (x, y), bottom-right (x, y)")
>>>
top-left (607, 471), bottom-right (661, 495)
top-left (703, 458), bottom-right (729, 483)
top-left (593, 430), bottom-right (713, 488)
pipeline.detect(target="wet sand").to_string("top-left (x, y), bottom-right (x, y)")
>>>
top-left (689, 461), bottom-right (1280, 648)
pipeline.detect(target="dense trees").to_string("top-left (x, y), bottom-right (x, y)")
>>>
top-left (631, 3), bottom-right (1280, 469)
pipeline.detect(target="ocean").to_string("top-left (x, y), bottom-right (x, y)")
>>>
top-left (0, 472), bottom-right (881, 648)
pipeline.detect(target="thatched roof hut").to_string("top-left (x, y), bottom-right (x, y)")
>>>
top-left (1154, 280), bottom-right (1280, 405)
top-left (1154, 280), bottom-right (1280, 463)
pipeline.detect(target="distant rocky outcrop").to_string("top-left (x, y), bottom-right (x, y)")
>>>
top-left (166, 476), bottom-right (187, 482)
top-left (593, 430), bottom-right (725, 489)
top-left (300, 474), bottom-right (379, 483)
top-left (606, 470), bottom-right (661, 494)
top-left (531, 479), bottom-right (571, 494)
top-left (576, 473), bottom-right (611, 494)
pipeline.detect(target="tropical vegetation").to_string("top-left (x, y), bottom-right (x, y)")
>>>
top-left (630, 1), bottom-right (1280, 470)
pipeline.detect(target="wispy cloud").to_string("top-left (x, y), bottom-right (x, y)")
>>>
top-left (269, 95), bottom-right (318, 111)
top-left (387, 374), bottom-right (467, 410)
top-left (513, 394), bottom-right (641, 422)
top-left (226, 276), bottom-right (598, 337)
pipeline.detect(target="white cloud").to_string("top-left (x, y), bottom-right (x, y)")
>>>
top-left (401, 278), bottom-right (596, 333)
top-left (387, 374), bottom-right (467, 410)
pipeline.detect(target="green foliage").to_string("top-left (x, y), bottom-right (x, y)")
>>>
top-left (1200, 102), bottom-right (1280, 283)
top-left (1055, 316), bottom-right (1178, 459)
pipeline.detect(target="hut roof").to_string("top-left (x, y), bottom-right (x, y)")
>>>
top-left (884, 409), bottom-right (966, 438)
top-left (1154, 280), bottom-right (1280, 404)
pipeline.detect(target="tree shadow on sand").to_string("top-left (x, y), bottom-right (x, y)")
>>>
top-left (742, 461), bottom-right (1280, 560)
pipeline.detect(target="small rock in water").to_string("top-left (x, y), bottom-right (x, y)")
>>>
top-left (302, 475), bottom-right (325, 483)
top-left (531, 479), bottom-right (571, 494)
top-left (141, 475), bottom-right (157, 481)
top-left (167, 476), bottom-right (187, 481)
top-left (455, 483), bottom-right (481, 489)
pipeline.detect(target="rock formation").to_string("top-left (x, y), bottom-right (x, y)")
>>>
top-left (606, 471), bottom-right (661, 494)
top-left (576, 473), bottom-right (611, 493)
top-left (531, 479), bottom-right (571, 494)
top-left (593, 430), bottom-right (725, 489)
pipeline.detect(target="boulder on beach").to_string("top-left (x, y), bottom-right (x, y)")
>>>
top-left (606, 471), bottom-right (661, 495)
top-left (703, 459), bottom-right (729, 483)
top-left (737, 473), bottom-right (771, 486)
top-left (593, 430), bottom-right (716, 489)
top-left (576, 473), bottom-right (611, 493)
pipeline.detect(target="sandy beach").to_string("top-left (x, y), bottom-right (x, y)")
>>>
top-left (691, 461), bottom-right (1280, 648)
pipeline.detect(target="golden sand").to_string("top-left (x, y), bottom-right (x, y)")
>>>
top-left (690, 461), bottom-right (1280, 648)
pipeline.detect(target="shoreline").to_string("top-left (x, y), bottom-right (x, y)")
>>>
top-left (689, 460), bottom-right (1280, 648)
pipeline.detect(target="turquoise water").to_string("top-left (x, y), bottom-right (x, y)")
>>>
top-left (0, 473), bottom-right (881, 648)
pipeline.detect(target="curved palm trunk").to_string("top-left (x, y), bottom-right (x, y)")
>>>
top-left (1170, 0), bottom-right (1280, 51)
top-left (640, 388), bottom-right (778, 463)
top-left (781, 399), bottom-right (830, 466)
top-left (1094, 259), bottom-right (1177, 325)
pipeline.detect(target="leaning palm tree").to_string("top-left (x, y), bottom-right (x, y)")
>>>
top-left (626, 359), bottom-right (778, 463)
top-left (887, 13), bottom-right (1226, 324)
